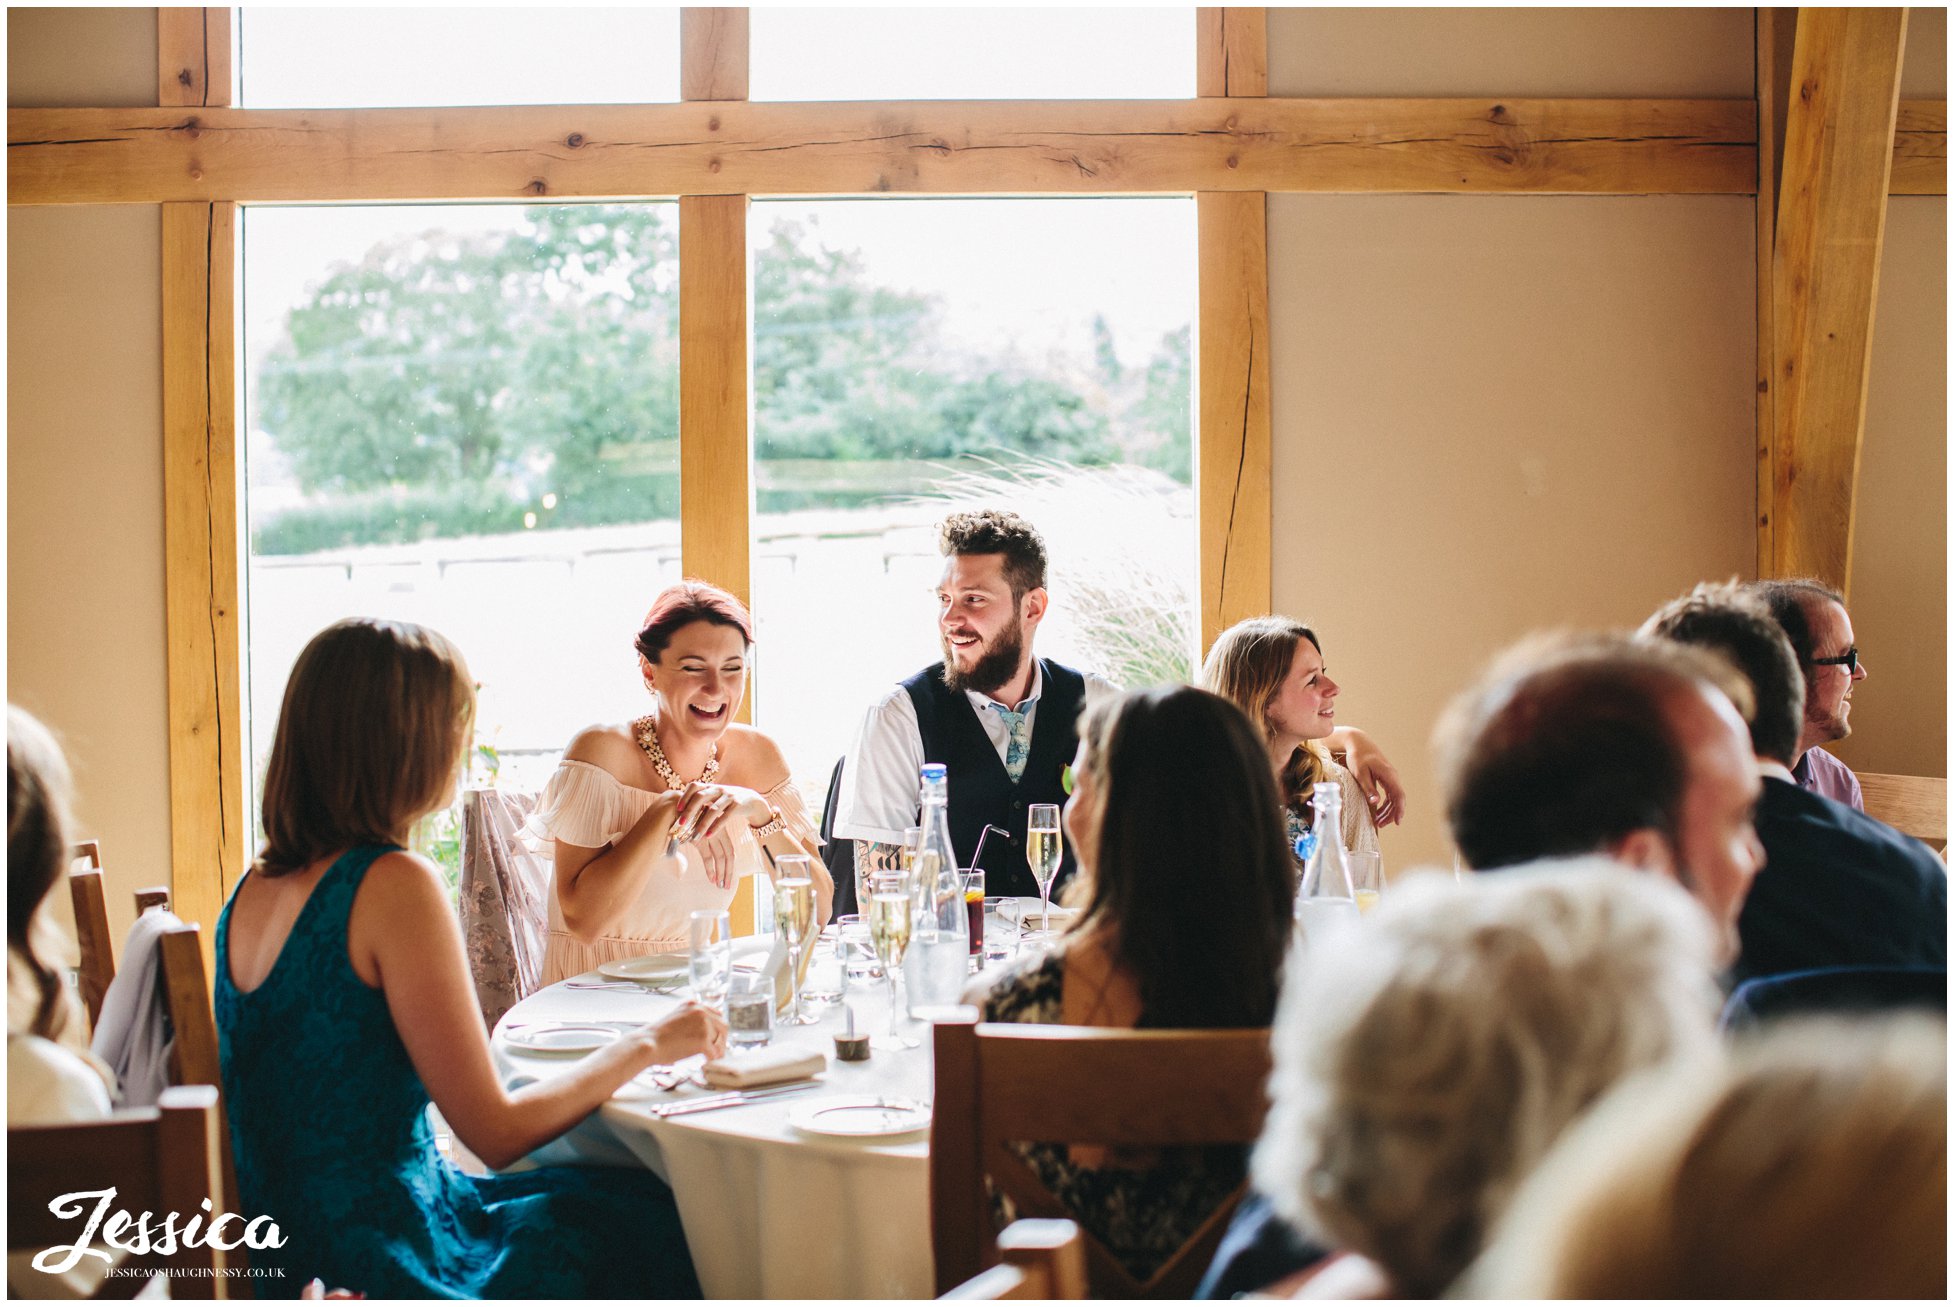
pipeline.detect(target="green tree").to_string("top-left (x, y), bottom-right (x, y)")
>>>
top-left (254, 205), bottom-right (1186, 545)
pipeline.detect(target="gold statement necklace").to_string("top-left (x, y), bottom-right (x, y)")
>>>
top-left (635, 714), bottom-right (720, 791)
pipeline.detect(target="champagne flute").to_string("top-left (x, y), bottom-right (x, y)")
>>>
top-left (773, 855), bottom-right (817, 1026)
top-left (1026, 804), bottom-right (1063, 936)
top-left (868, 890), bottom-right (914, 1044)
top-left (898, 825), bottom-right (924, 902)
top-left (686, 909), bottom-right (732, 1014)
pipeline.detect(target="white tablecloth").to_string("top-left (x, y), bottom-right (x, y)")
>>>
top-left (494, 936), bottom-right (974, 1299)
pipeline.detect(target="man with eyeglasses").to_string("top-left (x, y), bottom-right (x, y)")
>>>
top-left (1644, 583), bottom-right (1944, 987)
top-left (1747, 580), bottom-right (1870, 812)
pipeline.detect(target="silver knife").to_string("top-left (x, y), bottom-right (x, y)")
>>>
top-left (649, 1081), bottom-right (822, 1117)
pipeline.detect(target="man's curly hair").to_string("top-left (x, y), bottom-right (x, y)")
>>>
top-left (938, 509), bottom-right (1048, 600)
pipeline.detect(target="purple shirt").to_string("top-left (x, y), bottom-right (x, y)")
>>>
top-left (1792, 745), bottom-right (1865, 813)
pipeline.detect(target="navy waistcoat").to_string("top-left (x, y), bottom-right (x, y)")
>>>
top-left (901, 659), bottom-right (1085, 901)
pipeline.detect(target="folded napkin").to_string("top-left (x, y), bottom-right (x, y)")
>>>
top-left (701, 1046), bottom-right (826, 1089)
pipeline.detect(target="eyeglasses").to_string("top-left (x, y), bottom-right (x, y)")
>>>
top-left (1810, 646), bottom-right (1860, 675)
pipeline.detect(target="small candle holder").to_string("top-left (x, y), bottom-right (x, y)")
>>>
top-left (833, 1033), bottom-right (871, 1062)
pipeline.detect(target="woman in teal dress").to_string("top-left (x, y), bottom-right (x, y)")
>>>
top-left (217, 617), bottom-right (726, 1298)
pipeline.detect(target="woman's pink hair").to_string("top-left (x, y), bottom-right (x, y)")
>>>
top-left (635, 580), bottom-right (753, 671)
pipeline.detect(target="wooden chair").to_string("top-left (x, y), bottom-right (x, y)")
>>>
top-left (942, 1220), bottom-right (1088, 1300)
top-left (155, 919), bottom-right (245, 1239)
top-left (1859, 772), bottom-right (1947, 848)
top-left (931, 1015), bottom-right (1274, 1299)
top-left (135, 886), bottom-right (172, 915)
top-left (157, 921), bottom-right (223, 1090)
top-left (69, 859), bottom-right (115, 1030)
top-left (9, 1083), bottom-right (234, 1299)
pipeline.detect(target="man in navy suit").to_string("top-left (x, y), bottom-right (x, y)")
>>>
top-left (1643, 583), bottom-right (1946, 987)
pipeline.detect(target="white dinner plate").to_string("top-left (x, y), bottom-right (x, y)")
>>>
top-left (788, 1094), bottom-right (932, 1139)
top-left (599, 953), bottom-right (690, 984)
top-left (502, 1023), bottom-right (622, 1056)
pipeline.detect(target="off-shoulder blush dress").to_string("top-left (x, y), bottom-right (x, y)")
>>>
top-left (523, 761), bottom-right (820, 984)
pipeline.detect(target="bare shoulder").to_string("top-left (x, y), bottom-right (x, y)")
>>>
top-left (719, 723), bottom-right (792, 787)
top-left (562, 722), bottom-right (647, 778)
top-left (353, 849), bottom-right (451, 918)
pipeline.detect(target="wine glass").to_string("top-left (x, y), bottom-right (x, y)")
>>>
top-left (686, 909), bottom-right (732, 1015)
top-left (868, 890), bottom-right (914, 1045)
top-left (1026, 804), bottom-right (1063, 936)
top-left (773, 855), bottom-right (817, 1026)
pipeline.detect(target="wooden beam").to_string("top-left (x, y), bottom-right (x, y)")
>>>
top-left (1890, 98), bottom-right (1946, 194)
top-left (679, 192), bottom-right (755, 931)
top-left (158, 13), bottom-right (244, 952)
top-left (158, 6), bottom-right (229, 110)
top-left (1197, 11), bottom-right (1271, 653)
top-left (678, 194), bottom-right (752, 648)
top-left (9, 97), bottom-right (1760, 204)
top-left (1769, 7), bottom-right (1907, 591)
top-left (1755, 7), bottom-right (1779, 574)
top-left (682, 9), bottom-right (749, 102)
top-left (679, 10), bottom-right (755, 934)
top-left (1198, 9), bottom-right (1267, 98)
top-left (1197, 191), bottom-right (1272, 651)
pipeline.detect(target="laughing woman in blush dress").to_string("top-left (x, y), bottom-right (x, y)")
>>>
top-left (529, 582), bottom-right (833, 983)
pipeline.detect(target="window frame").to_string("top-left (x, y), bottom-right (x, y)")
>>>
top-left (154, 5), bottom-right (1273, 939)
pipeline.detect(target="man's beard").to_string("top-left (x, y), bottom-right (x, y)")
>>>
top-left (1806, 693), bottom-right (1852, 746)
top-left (943, 620), bottom-right (1027, 696)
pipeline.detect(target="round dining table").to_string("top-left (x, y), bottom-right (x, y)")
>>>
top-left (491, 909), bottom-right (1049, 1299)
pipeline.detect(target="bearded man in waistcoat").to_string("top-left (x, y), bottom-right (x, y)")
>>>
top-left (834, 509), bottom-right (1402, 903)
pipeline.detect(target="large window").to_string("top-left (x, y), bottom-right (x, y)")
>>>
top-left (234, 9), bottom-right (1213, 878)
top-left (748, 198), bottom-right (1197, 797)
top-left (243, 203), bottom-right (684, 860)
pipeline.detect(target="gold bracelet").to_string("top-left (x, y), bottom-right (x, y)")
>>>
top-left (749, 807), bottom-right (785, 840)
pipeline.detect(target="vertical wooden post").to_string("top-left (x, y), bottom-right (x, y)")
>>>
top-left (1754, 8), bottom-right (1778, 575)
top-left (1196, 9), bottom-right (1272, 655)
top-left (1769, 7), bottom-right (1907, 592)
top-left (159, 9), bottom-right (244, 954)
top-left (681, 8), bottom-right (749, 102)
top-left (679, 9), bottom-right (757, 931)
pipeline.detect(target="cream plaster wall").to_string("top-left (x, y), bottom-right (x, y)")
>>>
top-left (1834, 8), bottom-right (1949, 781)
top-left (1269, 8), bottom-right (1755, 872)
top-left (8, 7), bottom-right (167, 946)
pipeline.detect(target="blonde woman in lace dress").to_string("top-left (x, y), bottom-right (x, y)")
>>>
top-left (1201, 617), bottom-right (1389, 866)
top-left (528, 582), bottom-right (832, 984)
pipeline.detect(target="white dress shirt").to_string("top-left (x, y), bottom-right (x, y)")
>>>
top-left (832, 662), bottom-right (1118, 847)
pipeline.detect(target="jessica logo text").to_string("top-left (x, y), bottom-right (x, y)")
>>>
top-left (32, 1189), bottom-right (286, 1274)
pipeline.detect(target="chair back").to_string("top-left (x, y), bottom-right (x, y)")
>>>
top-left (819, 756), bottom-right (858, 917)
top-left (1722, 965), bottom-right (1948, 1030)
top-left (157, 922), bottom-right (222, 1090)
top-left (942, 1219), bottom-right (1087, 1300)
top-left (1859, 772), bottom-right (1947, 848)
top-left (135, 887), bottom-right (172, 915)
top-left (459, 788), bottom-right (551, 1028)
top-left (931, 1015), bottom-right (1273, 1299)
top-left (69, 864), bottom-right (116, 1030)
top-left (155, 920), bottom-right (245, 1233)
top-left (9, 1083), bottom-right (233, 1298)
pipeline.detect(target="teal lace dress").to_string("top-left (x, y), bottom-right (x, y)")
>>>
top-left (215, 844), bottom-right (701, 1300)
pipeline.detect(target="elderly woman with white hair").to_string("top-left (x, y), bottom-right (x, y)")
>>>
top-left (1248, 858), bottom-right (1722, 1298)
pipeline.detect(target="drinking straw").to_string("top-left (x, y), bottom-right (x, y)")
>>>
top-left (968, 824), bottom-right (1012, 888)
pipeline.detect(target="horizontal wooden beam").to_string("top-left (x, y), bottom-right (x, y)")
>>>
top-left (9, 97), bottom-right (1758, 203)
top-left (1890, 98), bottom-right (1946, 194)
